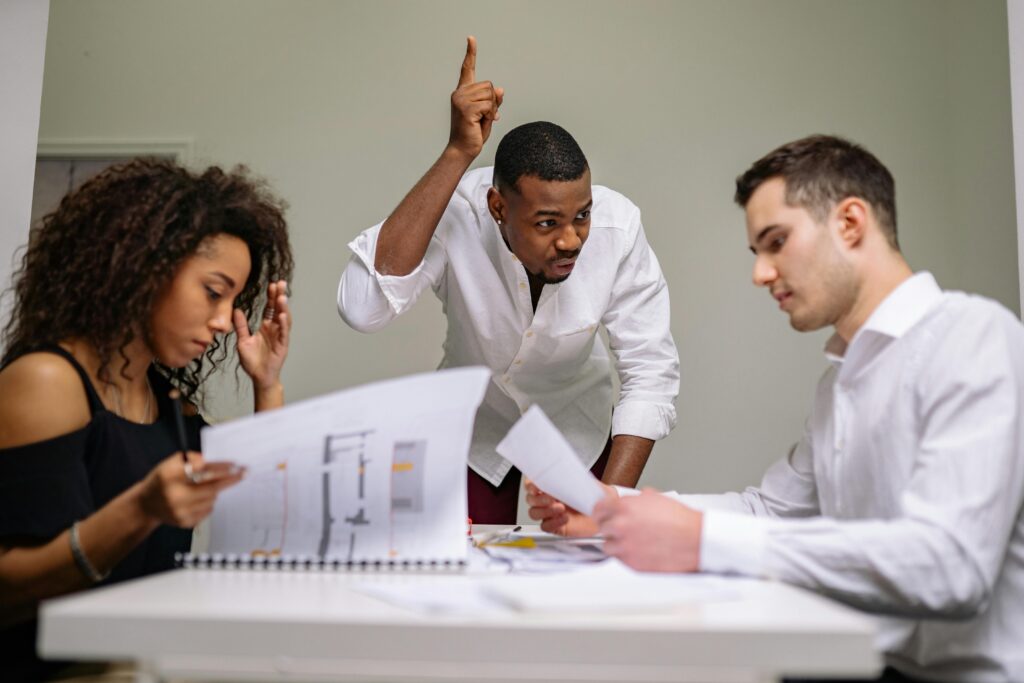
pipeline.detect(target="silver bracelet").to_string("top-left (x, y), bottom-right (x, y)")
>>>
top-left (69, 521), bottom-right (109, 583)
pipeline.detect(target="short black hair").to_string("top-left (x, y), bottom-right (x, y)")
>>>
top-left (735, 134), bottom-right (899, 250)
top-left (493, 121), bottom-right (589, 192)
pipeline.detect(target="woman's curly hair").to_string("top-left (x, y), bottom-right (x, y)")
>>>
top-left (2, 158), bottom-right (294, 402)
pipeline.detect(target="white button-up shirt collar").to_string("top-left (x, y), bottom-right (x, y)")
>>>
top-left (824, 272), bottom-right (944, 367)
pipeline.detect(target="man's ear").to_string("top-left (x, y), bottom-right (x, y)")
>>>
top-left (834, 196), bottom-right (869, 249)
top-left (486, 187), bottom-right (506, 225)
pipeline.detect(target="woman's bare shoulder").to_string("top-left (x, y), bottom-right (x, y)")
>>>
top-left (0, 352), bottom-right (92, 449)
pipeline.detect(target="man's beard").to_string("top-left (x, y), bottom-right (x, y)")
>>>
top-left (535, 271), bottom-right (571, 285)
top-left (529, 251), bottom-right (579, 285)
top-left (789, 251), bottom-right (859, 332)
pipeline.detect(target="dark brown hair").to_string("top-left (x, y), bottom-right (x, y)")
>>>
top-left (2, 158), bottom-right (293, 401)
top-left (734, 135), bottom-right (899, 249)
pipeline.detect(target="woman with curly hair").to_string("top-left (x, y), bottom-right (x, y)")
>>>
top-left (0, 158), bottom-right (294, 680)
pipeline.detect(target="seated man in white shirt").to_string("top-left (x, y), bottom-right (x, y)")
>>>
top-left (528, 135), bottom-right (1024, 683)
top-left (336, 38), bottom-right (679, 523)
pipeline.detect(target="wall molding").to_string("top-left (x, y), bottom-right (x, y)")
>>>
top-left (37, 138), bottom-right (193, 164)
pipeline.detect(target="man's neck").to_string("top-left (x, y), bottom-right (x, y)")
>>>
top-left (834, 255), bottom-right (914, 342)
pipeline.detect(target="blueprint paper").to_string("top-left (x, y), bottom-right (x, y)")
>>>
top-left (496, 405), bottom-right (607, 515)
top-left (198, 367), bottom-right (490, 563)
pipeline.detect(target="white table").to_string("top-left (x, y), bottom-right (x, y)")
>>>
top-left (39, 533), bottom-right (881, 683)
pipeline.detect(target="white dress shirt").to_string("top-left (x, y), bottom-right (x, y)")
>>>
top-left (338, 167), bottom-right (680, 486)
top-left (651, 273), bottom-right (1024, 683)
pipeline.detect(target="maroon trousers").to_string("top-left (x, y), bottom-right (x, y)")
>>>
top-left (467, 437), bottom-right (612, 524)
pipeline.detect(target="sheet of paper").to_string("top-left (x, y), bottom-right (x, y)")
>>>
top-left (354, 577), bottom-right (508, 616)
top-left (495, 404), bottom-right (606, 515)
top-left (199, 367), bottom-right (490, 563)
top-left (356, 559), bottom-right (740, 616)
top-left (482, 559), bottom-right (739, 612)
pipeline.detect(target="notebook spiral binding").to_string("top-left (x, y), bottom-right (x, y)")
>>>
top-left (174, 552), bottom-right (467, 572)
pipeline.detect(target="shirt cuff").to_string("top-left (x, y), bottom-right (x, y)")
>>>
top-left (611, 401), bottom-right (676, 441)
top-left (699, 509), bottom-right (771, 578)
top-left (347, 228), bottom-right (428, 316)
top-left (612, 485), bottom-right (641, 498)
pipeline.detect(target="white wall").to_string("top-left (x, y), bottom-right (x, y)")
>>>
top-left (0, 0), bottom-right (49, 342)
top-left (33, 1), bottom-right (1019, 494)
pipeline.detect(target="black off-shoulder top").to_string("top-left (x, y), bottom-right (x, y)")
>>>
top-left (0, 346), bottom-right (204, 681)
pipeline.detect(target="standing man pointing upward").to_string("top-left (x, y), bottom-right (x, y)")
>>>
top-left (338, 38), bottom-right (679, 523)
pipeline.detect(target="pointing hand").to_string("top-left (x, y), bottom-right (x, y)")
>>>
top-left (448, 36), bottom-right (504, 162)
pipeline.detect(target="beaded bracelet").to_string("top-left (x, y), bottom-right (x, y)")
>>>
top-left (69, 521), bottom-right (109, 583)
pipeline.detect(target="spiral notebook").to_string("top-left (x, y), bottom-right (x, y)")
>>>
top-left (176, 367), bottom-right (490, 571)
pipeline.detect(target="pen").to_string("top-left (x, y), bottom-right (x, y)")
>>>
top-left (169, 389), bottom-right (199, 483)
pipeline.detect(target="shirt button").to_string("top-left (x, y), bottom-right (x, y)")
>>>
top-left (519, 281), bottom-right (527, 290)
top-left (514, 359), bottom-right (522, 365)
top-left (503, 375), bottom-right (510, 383)
top-left (525, 330), bottom-right (533, 337)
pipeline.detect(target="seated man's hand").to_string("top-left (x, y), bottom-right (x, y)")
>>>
top-left (594, 489), bottom-right (702, 573)
top-left (524, 479), bottom-right (616, 537)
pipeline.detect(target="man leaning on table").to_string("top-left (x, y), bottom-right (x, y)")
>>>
top-left (337, 37), bottom-right (679, 523)
top-left (528, 135), bottom-right (1024, 683)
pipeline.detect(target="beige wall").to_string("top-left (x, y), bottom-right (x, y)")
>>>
top-left (37, 0), bottom-right (1018, 494)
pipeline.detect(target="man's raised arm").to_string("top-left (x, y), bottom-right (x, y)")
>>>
top-left (373, 36), bottom-right (504, 276)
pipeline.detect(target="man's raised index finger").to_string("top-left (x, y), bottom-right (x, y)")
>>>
top-left (458, 35), bottom-right (477, 87)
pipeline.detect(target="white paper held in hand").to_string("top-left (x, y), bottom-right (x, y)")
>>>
top-left (496, 405), bottom-right (606, 515)
top-left (195, 366), bottom-right (490, 566)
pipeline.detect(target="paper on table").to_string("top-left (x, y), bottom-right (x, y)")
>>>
top-left (496, 405), bottom-right (606, 515)
top-left (482, 558), bottom-right (739, 612)
top-left (474, 536), bottom-right (607, 573)
top-left (355, 577), bottom-right (509, 616)
top-left (355, 560), bottom-right (738, 616)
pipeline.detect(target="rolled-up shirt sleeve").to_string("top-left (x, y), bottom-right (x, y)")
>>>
top-left (601, 210), bottom-right (680, 441)
top-left (337, 221), bottom-right (448, 333)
